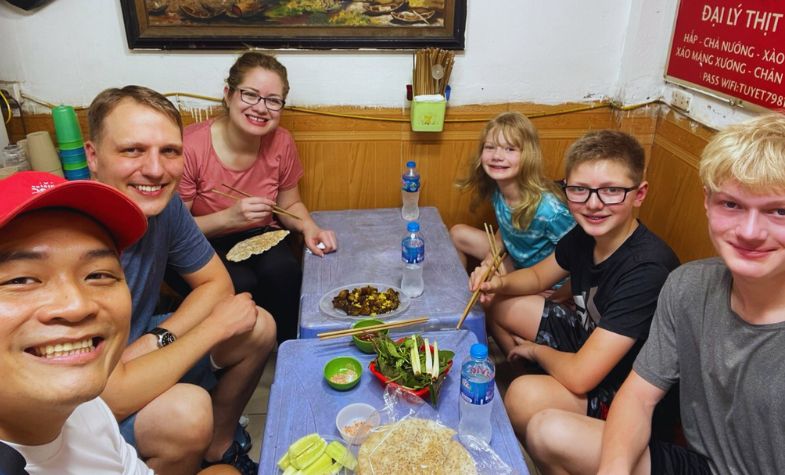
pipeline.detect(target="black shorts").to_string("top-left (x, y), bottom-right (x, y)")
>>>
top-left (649, 440), bottom-right (712, 475)
top-left (535, 301), bottom-right (615, 420)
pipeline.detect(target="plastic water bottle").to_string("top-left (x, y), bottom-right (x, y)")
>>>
top-left (459, 343), bottom-right (495, 444)
top-left (401, 161), bottom-right (420, 220)
top-left (401, 221), bottom-right (424, 298)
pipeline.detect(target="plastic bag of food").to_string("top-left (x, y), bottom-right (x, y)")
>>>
top-left (355, 386), bottom-right (511, 475)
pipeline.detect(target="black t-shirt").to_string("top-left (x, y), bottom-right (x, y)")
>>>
top-left (0, 442), bottom-right (27, 475)
top-left (555, 222), bottom-right (680, 392)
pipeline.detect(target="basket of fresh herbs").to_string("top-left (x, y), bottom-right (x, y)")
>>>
top-left (369, 334), bottom-right (454, 406)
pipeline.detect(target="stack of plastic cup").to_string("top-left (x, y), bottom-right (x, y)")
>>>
top-left (52, 105), bottom-right (90, 180)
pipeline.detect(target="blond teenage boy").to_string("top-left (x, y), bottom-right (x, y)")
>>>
top-left (594, 114), bottom-right (785, 474)
top-left (472, 130), bottom-right (679, 446)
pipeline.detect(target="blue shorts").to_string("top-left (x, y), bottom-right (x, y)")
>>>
top-left (118, 313), bottom-right (218, 448)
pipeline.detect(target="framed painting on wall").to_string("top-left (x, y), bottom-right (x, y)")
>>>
top-left (120, 0), bottom-right (467, 50)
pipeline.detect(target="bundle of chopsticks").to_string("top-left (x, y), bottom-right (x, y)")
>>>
top-left (457, 223), bottom-right (506, 329)
top-left (412, 47), bottom-right (455, 96)
top-left (317, 316), bottom-right (429, 340)
top-left (210, 183), bottom-right (301, 221)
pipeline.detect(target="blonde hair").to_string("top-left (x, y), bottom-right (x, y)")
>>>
top-left (700, 113), bottom-right (785, 192)
top-left (88, 86), bottom-right (182, 143)
top-left (456, 112), bottom-right (563, 230)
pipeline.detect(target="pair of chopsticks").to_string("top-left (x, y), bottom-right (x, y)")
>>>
top-left (210, 183), bottom-right (302, 221)
top-left (456, 223), bottom-right (506, 330)
top-left (317, 316), bottom-right (429, 340)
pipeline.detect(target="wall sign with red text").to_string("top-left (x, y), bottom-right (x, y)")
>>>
top-left (666, 0), bottom-right (785, 111)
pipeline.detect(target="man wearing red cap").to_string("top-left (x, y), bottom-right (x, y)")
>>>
top-left (84, 86), bottom-right (276, 475)
top-left (0, 171), bottom-right (152, 473)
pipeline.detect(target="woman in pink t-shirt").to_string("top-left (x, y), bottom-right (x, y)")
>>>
top-left (179, 52), bottom-right (337, 342)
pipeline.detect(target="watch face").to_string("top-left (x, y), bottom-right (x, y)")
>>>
top-left (160, 332), bottom-right (176, 346)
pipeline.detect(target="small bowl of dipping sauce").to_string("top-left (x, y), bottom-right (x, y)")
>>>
top-left (351, 318), bottom-right (388, 354)
top-left (323, 356), bottom-right (362, 391)
top-left (336, 403), bottom-right (380, 445)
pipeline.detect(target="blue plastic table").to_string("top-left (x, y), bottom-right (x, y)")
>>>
top-left (258, 330), bottom-right (529, 474)
top-left (298, 207), bottom-right (486, 341)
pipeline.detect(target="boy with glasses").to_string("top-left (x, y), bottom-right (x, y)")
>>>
top-left (472, 130), bottom-right (679, 457)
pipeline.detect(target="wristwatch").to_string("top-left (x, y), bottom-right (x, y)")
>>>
top-left (148, 327), bottom-right (176, 348)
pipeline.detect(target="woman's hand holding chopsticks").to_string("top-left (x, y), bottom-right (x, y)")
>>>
top-left (211, 188), bottom-right (278, 229)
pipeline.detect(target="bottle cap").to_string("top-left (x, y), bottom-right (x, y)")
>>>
top-left (406, 160), bottom-right (416, 168)
top-left (470, 343), bottom-right (488, 359)
top-left (406, 221), bottom-right (420, 233)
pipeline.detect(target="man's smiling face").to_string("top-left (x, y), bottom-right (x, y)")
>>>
top-left (86, 98), bottom-right (184, 218)
top-left (0, 210), bottom-right (131, 413)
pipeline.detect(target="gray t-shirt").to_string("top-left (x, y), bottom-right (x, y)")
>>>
top-left (120, 194), bottom-right (215, 343)
top-left (634, 258), bottom-right (785, 475)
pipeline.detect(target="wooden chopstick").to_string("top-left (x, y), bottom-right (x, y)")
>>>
top-left (318, 316), bottom-right (429, 340)
top-left (456, 250), bottom-right (507, 330)
top-left (217, 183), bottom-right (302, 221)
top-left (484, 223), bottom-right (501, 269)
top-left (221, 183), bottom-right (252, 197)
top-left (211, 188), bottom-right (239, 201)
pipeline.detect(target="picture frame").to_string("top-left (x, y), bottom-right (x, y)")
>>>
top-left (120, 0), bottom-right (467, 50)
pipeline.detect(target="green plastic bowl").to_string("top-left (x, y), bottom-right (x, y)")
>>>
top-left (351, 319), bottom-right (388, 354)
top-left (323, 356), bottom-right (362, 391)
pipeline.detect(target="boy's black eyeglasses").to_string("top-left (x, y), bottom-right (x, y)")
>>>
top-left (234, 88), bottom-right (285, 111)
top-left (561, 184), bottom-right (639, 205)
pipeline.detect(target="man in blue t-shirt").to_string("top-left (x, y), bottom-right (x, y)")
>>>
top-left (85, 85), bottom-right (276, 475)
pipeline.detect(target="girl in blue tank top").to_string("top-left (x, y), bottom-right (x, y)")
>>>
top-left (450, 112), bottom-right (575, 286)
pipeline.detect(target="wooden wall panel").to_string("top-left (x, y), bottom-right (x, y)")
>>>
top-left (640, 111), bottom-right (716, 263)
top-left (8, 102), bottom-right (720, 263)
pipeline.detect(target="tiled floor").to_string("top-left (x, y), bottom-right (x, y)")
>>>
top-left (245, 339), bottom-right (540, 474)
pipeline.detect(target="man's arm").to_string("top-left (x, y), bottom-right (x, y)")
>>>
top-left (102, 293), bottom-right (259, 420)
top-left (119, 255), bottom-right (234, 363)
top-left (163, 254), bottom-right (235, 335)
top-left (598, 371), bottom-right (666, 474)
top-left (509, 328), bottom-right (636, 395)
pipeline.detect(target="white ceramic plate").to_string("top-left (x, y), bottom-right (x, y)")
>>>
top-left (319, 283), bottom-right (411, 320)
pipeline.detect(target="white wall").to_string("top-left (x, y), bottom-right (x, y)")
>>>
top-left (0, 0), bottom-right (761, 128)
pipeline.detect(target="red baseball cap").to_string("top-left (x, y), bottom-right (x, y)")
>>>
top-left (0, 171), bottom-right (147, 251)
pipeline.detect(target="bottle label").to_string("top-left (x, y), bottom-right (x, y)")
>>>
top-left (401, 241), bottom-right (424, 264)
top-left (402, 175), bottom-right (420, 192)
top-left (460, 377), bottom-right (494, 405)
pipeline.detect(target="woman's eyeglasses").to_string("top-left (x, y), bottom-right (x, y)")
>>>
top-left (561, 184), bottom-right (639, 205)
top-left (235, 88), bottom-right (285, 111)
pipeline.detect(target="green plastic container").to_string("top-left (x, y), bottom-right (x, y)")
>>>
top-left (351, 319), bottom-right (388, 354)
top-left (410, 98), bottom-right (446, 132)
top-left (51, 105), bottom-right (83, 145)
top-left (323, 356), bottom-right (362, 391)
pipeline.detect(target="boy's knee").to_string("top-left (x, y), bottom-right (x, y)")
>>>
top-left (526, 409), bottom-right (571, 456)
top-left (504, 377), bottom-right (551, 427)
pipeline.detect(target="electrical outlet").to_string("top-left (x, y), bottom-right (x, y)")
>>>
top-left (671, 89), bottom-right (692, 112)
top-left (0, 81), bottom-right (23, 103)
